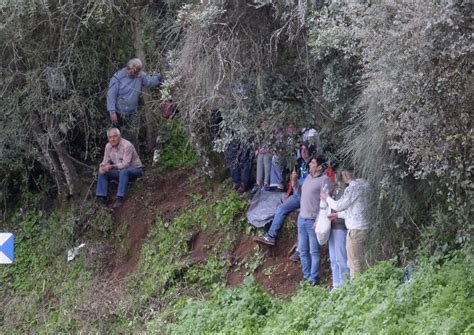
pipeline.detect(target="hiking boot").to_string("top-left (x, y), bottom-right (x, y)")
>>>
top-left (253, 234), bottom-right (275, 246)
top-left (301, 278), bottom-right (319, 287)
top-left (237, 185), bottom-right (247, 193)
top-left (268, 186), bottom-right (284, 192)
top-left (112, 198), bottom-right (123, 209)
top-left (96, 196), bottom-right (107, 205)
top-left (288, 250), bottom-right (300, 263)
top-left (263, 185), bottom-right (271, 191)
top-left (309, 279), bottom-right (319, 286)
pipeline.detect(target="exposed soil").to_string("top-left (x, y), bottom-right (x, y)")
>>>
top-left (226, 212), bottom-right (331, 297)
top-left (108, 169), bottom-right (205, 279)
top-left (75, 169), bottom-right (206, 320)
top-left (226, 229), bottom-right (305, 297)
top-left (100, 168), bottom-right (331, 299)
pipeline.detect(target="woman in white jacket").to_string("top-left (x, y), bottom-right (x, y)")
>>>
top-left (321, 168), bottom-right (369, 277)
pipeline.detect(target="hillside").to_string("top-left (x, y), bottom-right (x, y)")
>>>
top-left (1, 167), bottom-right (472, 334)
top-left (0, 167), bottom-right (307, 332)
top-left (1, 0), bottom-right (472, 333)
top-left (89, 167), bottom-right (308, 297)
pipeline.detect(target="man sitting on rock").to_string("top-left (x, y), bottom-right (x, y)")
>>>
top-left (96, 128), bottom-right (144, 208)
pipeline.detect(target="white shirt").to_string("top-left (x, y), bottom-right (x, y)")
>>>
top-left (327, 179), bottom-right (369, 230)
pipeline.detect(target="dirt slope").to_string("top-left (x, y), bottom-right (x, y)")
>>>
top-left (105, 168), bottom-right (330, 297)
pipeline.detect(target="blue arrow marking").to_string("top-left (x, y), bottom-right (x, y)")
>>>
top-left (0, 233), bottom-right (14, 264)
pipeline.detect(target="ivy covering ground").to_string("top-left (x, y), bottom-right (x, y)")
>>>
top-left (161, 253), bottom-right (474, 334)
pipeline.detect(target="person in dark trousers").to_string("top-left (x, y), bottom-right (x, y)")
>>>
top-left (227, 142), bottom-right (253, 193)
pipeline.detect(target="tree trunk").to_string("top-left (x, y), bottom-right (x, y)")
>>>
top-left (30, 112), bottom-right (80, 200)
top-left (51, 138), bottom-right (80, 197)
top-left (35, 133), bottom-right (69, 200)
top-left (132, 12), bottom-right (156, 154)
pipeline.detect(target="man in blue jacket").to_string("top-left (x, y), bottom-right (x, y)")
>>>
top-left (107, 58), bottom-right (162, 145)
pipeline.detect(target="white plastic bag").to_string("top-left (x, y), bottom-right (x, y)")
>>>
top-left (67, 243), bottom-right (85, 262)
top-left (315, 205), bottom-right (331, 245)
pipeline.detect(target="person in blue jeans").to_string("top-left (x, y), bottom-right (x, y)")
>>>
top-left (328, 175), bottom-right (349, 288)
top-left (329, 225), bottom-right (349, 288)
top-left (96, 128), bottom-right (144, 208)
top-left (296, 156), bottom-right (330, 285)
top-left (254, 143), bottom-right (313, 247)
top-left (227, 142), bottom-right (252, 193)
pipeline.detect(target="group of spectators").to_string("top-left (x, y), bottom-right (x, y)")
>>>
top-left (227, 124), bottom-right (321, 194)
top-left (229, 123), bottom-right (369, 289)
top-left (95, 58), bottom-right (162, 209)
top-left (94, 57), bottom-right (369, 290)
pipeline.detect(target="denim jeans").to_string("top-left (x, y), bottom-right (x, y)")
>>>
top-left (268, 193), bottom-right (300, 238)
top-left (329, 229), bottom-right (349, 288)
top-left (270, 155), bottom-right (286, 188)
top-left (297, 215), bottom-right (321, 284)
top-left (96, 167), bottom-right (143, 198)
top-left (227, 143), bottom-right (252, 187)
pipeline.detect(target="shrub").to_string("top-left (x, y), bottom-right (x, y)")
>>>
top-left (158, 118), bottom-right (198, 169)
top-left (163, 253), bottom-right (473, 334)
top-left (0, 208), bottom-right (92, 333)
top-left (165, 277), bottom-right (281, 334)
top-left (307, 1), bottom-right (473, 259)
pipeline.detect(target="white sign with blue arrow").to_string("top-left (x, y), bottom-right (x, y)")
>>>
top-left (0, 233), bottom-right (14, 264)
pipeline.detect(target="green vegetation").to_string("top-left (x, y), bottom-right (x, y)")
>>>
top-left (0, 188), bottom-right (248, 333)
top-left (1, 185), bottom-right (472, 333)
top-left (0, 207), bottom-right (94, 333)
top-left (159, 118), bottom-right (198, 169)
top-left (164, 253), bottom-right (473, 334)
top-left (1, 1), bottom-right (472, 334)
top-left (130, 190), bottom-right (246, 298)
top-left (1, 0), bottom-right (470, 257)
